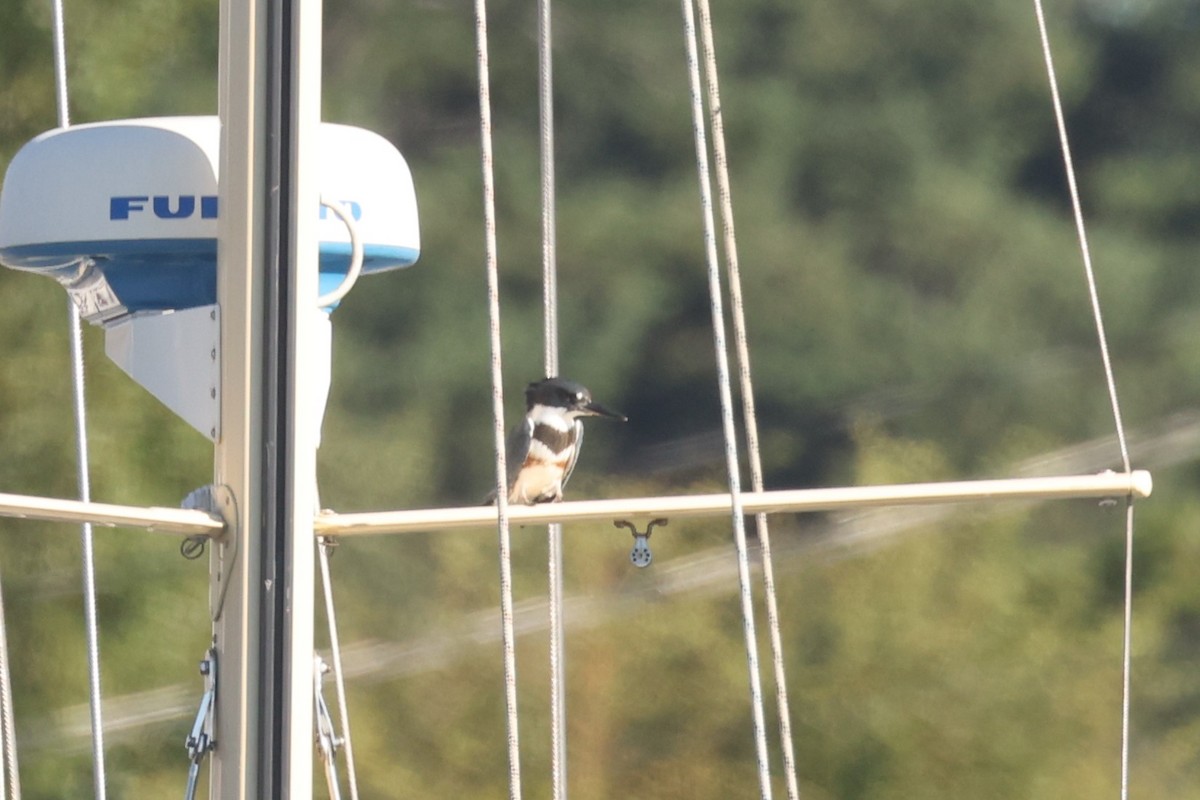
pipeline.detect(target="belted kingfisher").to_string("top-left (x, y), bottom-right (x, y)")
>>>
top-left (488, 377), bottom-right (627, 505)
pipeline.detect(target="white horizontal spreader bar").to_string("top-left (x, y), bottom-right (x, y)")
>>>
top-left (315, 470), bottom-right (1152, 537)
top-left (0, 492), bottom-right (225, 537)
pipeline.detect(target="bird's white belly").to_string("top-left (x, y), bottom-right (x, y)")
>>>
top-left (509, 461), bottom-right (564, 504)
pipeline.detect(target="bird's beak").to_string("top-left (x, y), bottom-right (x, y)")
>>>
top-left (582, 401), bottom-right (627, 422)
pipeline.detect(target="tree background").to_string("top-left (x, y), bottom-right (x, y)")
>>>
top-left (1, 0), bottom-right (1199, 796)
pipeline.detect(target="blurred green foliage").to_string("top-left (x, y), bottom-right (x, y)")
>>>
top-left (1, 0), bottom-right (1199, 796)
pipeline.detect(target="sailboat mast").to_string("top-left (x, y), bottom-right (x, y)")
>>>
top-left (212, 0), bottom-right (322, 794)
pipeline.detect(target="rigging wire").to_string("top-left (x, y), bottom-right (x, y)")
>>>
top-left (317, 539), bottom-right (360, 800)
top-left (1031, 2), bottom-right (1136, 797)
top-left (537, 0), bottom-right (570, 796)
top-left (50, 0), bottom-right (105, 796)
top-left (690, 0), bottom-right (800, 795)
top-left (1031, 2), bottom-right (1131, 473)
top-left (474, 0), bottom-right (524, 794)
top-left (679, 0), bottom-right (773, 795)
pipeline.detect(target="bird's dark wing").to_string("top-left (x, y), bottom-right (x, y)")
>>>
top-left (506, 417), bottom-right (534, 490)
top-left (560, 419), bottom-right (584, 492)
top-left (483, 418), bottom-right (534, 504)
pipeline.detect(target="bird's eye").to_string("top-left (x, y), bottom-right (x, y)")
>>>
top-left (575, 391), bottom-right (586, 403)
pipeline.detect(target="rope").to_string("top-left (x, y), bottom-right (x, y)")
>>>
top-left (51, 0), bottom-right (69, 129)
top-left (679, 0), bottom-right (773, 795)
top-left (474, 0), bottom-right (523, 794)
top-left (691, 0), bottom-right (799, 795)
top-left (0, 566), bottom-right (17, 800)
top-left (317, 539), bottom-right (359, 800)
top-left (1031, 3), bottom-right (1135, 797)
top-left (50, 1), bottom-right (106, 796)
top-left (539, 0), bottom-right (559, 375)
top-left (538, 0), bottom-right (569, 796)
